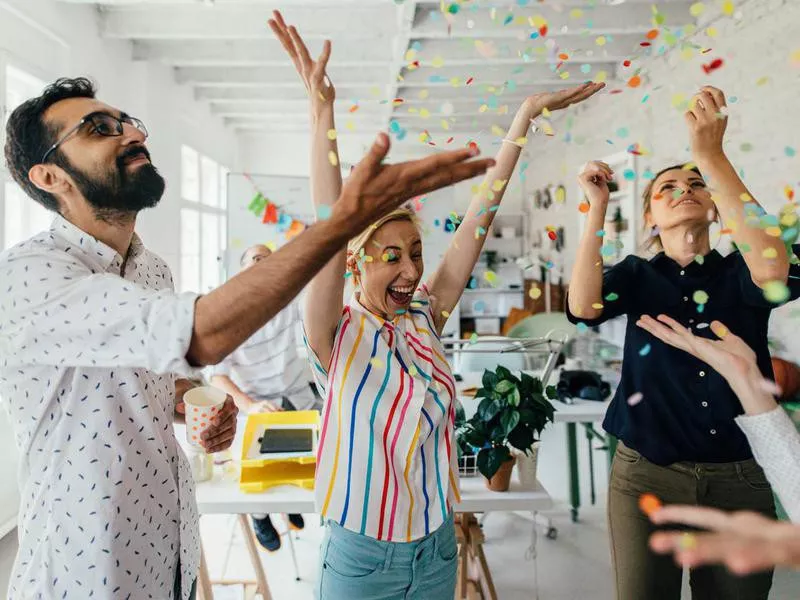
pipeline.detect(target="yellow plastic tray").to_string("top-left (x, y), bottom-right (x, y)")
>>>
top-left (239, 410), bottom-right (320, 493)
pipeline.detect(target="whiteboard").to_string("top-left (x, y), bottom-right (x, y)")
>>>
top-left (226, 172), bottom-right (460, 337)
top-left (0, 400), bottom-right (21, 538)
top-left (225, 173), bottom-right (315, 279)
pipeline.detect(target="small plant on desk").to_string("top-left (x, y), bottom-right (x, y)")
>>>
top-left (457, 366), bottom-right (556, 491)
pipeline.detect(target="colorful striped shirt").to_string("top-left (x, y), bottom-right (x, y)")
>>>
top-left (306, 284), bottom-right (460, 542)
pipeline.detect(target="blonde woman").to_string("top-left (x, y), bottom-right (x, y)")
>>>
top-left (269, 11), bottom-right (603, 598)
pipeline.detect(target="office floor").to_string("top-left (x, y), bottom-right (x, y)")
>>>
top-left (200, 421), bottom-right (800, 599)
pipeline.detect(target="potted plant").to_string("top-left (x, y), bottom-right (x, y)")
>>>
top-left (458, 366), bottom-right (556, 491)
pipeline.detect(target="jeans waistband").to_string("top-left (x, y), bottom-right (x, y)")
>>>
top-left (617, 441), bottom-right (763, 477)
top-left (326, 512), bottom-right (454, 566)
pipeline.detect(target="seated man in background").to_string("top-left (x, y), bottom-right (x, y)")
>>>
top-left (211, 243), bottom-right (321, 551)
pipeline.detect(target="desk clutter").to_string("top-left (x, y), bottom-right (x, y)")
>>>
top-left (239, 410), bottom-right (320, 493)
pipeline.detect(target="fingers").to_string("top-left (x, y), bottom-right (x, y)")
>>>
top-left (348, 133), bottom-right (391, 186)
top-left (388, 146), bottom-right (481, 184)
top-left (175, 401), bottom-right (185, 415)
top-left (636, 314), bottom-right (690, 351)
top-left (315, 40), bottom-right (332, 76)
top-left (288, 25), bottom-right (314, 71)
top-left (398, 157), bottom-right (496, 201)
top-left (650, 504), bottom-right (733, 531)
top-left (701, 86), bottom-right (727, 110)
top-left (655, 314), bottom-right (691, 336)
top-left (579, 160), bottom-right (613, 183)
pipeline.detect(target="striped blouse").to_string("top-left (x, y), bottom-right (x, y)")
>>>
top-left (306, 284), bottom-right (460, 542)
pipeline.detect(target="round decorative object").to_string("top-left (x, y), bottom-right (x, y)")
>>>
top-left (771, 357), bottom-right (800, 399)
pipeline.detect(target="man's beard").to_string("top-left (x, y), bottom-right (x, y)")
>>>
top-left (57, 146), bottom-right (166, 223)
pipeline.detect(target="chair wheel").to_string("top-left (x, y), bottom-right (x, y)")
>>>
top-left (546, 527), bottom-right (558, 540)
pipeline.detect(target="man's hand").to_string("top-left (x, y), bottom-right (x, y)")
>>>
top-left (199, 396), bottom-right (239, 453)
top-left (332, 134), bottom-right (495, 234)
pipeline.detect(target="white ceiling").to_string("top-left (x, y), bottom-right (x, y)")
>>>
top-left (57, 0), bottom-right (700, 147)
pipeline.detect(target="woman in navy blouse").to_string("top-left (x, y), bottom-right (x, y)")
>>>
top-left (567, 85), bottom-right (798, 599)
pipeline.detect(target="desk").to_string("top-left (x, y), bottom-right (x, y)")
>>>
top-left (188, 423), bottom-right (553, 600)
top-left (457, 371), bottom-right (617, 522)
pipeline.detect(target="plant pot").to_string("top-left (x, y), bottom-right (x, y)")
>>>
top-left (485, 456), bottom-right (516, 492)
top-left (515, 443), bottom-right (540, 490)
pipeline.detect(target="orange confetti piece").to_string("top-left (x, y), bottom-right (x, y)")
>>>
top-left (579, 202), bottom-right (591, 213)
top-left (639, 493), bottom-right (662, 516)
top-left (349, 104), bottom-right (359, 113)
top-left (646, 29), bottom-right (659, 40)
top-left (627, 75), bottom-right (642, 88)
top-left (558, 53), bottom-right (569, 60)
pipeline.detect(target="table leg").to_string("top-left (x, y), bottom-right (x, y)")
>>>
top-left (238, 514), bottom-right (273, 600)
top-left (198, 546), bottom-right (213, 600)
top-left (567, 422), bottom-right (580, 522)
top-left (584, 422), bottom-right (596, 506)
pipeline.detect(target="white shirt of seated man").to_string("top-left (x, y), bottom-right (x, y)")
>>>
top-left (210, 244), bottom-right (319, 414)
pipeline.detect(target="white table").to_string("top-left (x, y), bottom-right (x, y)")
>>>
top-left (187, 422), bottom-right (553, 600)
top-left (456, 370), bottom-right (618, 522)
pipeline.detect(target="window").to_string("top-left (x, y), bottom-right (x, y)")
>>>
top-left (2, 66), bottom-right (49, 250)
top-left (179, 145), bottom-right (228, 292)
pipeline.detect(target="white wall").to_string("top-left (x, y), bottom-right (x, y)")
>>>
top-left (237, 130), bottom-right (530, 216)
top-left (0, 0), bottom-right (239, 274)
top-left (521, 0), bottom-right (800, 358)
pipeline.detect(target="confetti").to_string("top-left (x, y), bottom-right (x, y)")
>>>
top-left (693, 290), bottom-right (709, 305)
top-left (579, 202), bottom-right (591, 214)
top-left (639, 493), bottom-right (662, 516)
top-left (469, 333), bottom-right (479, 345)
top-left (370, 358), bottom-right (385, 369)
top-left (639, 344), bottom-right (651, 357)
top-left (722, 0), bottom-right (734, 15)
top-left (605, 292), bottom-right (619, 302)
top-left (409, 364), bottom-right (418, 377)
top-left (763, 280), bottom-right (790, 304)
top-left (316, 205), bottom-right (332, 220)
top-left (702, 58), bottom-right (724, 74)
top-left (786, 147), bottom-right (797, 157)
top-left (442, 310), bottom-right (450, 318)
top-left (327, 151), bottom-right (338, 167)
top-left (529, 287), bottom-right (542, 300)
top-left (627, 392), bottom-right (644, 407)
top-left (689, 2), bottom-right (705, 17)
top-left (679, 532), bottom-right (697, 550)
top-left (627, 75), bottom-right (642, 88)
top-left (327, 129), bottom-right (337, 140)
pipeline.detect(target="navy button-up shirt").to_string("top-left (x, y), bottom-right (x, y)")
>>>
top-left (566, 246), bottom-right (800, 466)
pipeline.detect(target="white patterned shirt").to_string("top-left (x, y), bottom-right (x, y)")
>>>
top-left (0, 215), bottom-right (201, 600)
top-left (209, 298), bottom-right (317, 410)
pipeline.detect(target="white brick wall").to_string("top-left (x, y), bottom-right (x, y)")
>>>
top-left (522, 0), bottom-right (800, 359)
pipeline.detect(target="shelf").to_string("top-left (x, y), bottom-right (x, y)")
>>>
top-left (462, 288), bottom-right (524, 294)
top-left (460, 313), bottom-right (506, 319)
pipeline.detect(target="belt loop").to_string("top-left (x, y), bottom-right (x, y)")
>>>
top-left (383, 543), bottom-right (395, 573)
top-left (735, 462), bottom-right (743, 478)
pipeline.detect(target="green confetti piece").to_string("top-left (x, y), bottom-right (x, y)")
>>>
top-left (469, 332), bottom-right (479, 344)
top-left (576, 322), bottom-right (589, 333)
top-left (605, 292), bottom-right (619, 302)
top-left (639, 344), bottom-right (651, 356)
top-left (763, 281), bottom-right (790, 304)
top-left (693, 290), bottom-right (709, 305)
top-left (694, 254), bottom-right (705, 265)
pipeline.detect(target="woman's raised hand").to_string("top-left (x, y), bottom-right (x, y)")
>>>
top-left (268, 10), bottom-right (335, 110)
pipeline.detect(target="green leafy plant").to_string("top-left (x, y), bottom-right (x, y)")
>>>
top-left (457, 366), bottom-right (557, 480)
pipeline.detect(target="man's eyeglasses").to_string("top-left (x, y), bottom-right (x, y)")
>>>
top-left (40, 112), bottom-right (149, 164)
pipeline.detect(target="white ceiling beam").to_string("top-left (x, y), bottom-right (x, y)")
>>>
top-left (100, 5), bottom-right (398, 40)
top-left (132, 39), bottom-right (394, 66)
top-left (412, 2), bottom-right (696, 38)
top-left (195, 85), bottom-right (388, 101)
top-left (175, 65), bottom-right (388, 86)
